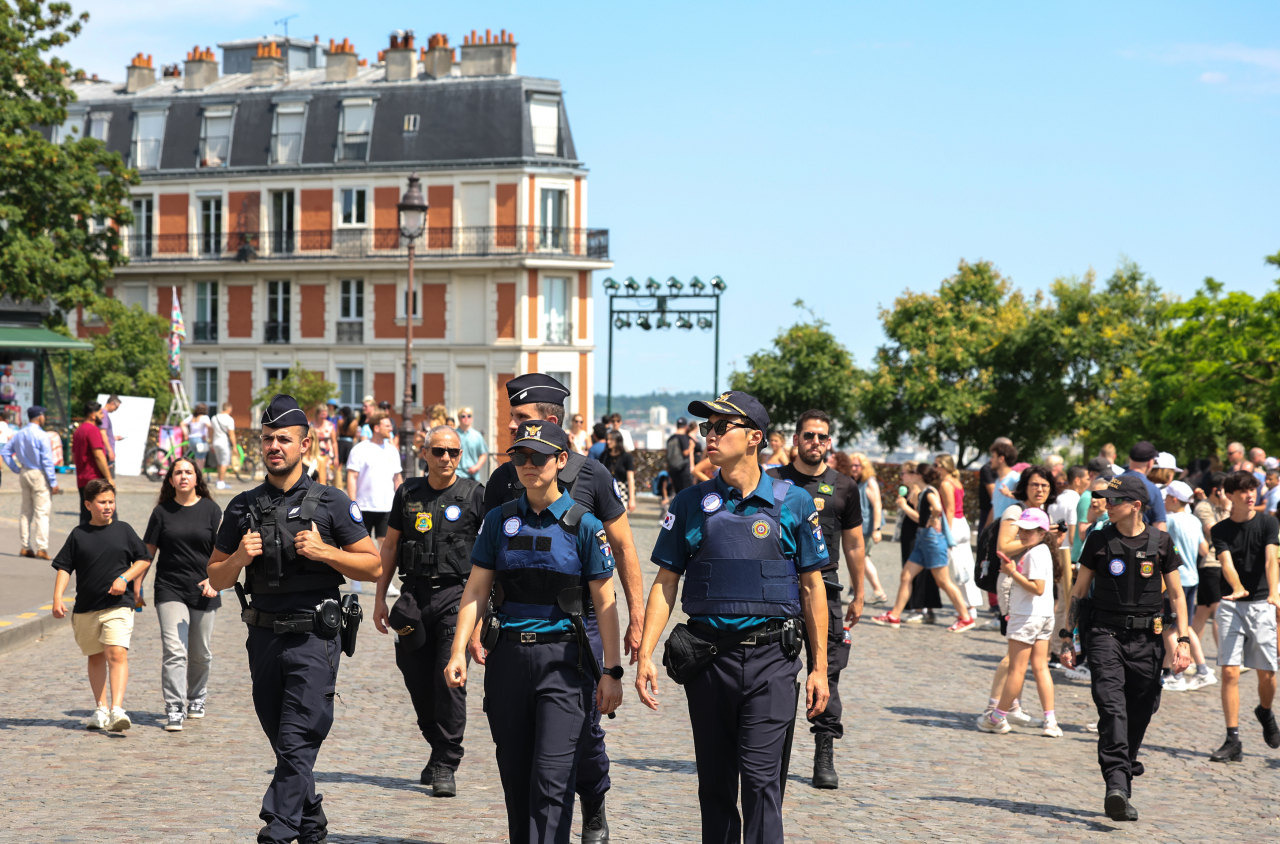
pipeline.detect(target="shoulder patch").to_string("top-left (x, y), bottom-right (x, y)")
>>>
top-left (595, 528), bottom-right (613, 561)
top-left (661, 511), bottom-right (676, 531)
top-left (808, 511), bottom-right (821, 528)
top-left (349, 502), bottom-right (363, 523)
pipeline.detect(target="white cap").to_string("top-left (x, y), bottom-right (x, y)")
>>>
top-left (1154, 452), bottom-right (1181, 472)
top-left (1165, 480), bottom-right (1194, 503)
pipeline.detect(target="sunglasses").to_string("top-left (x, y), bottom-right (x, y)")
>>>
top-left (799, 431), bottom-right (831, 443)
top-left (459, 413), bottom-right (472, 418)
top-left (510, 451), bottom-right (555, 467)
top-left (699, 419), bottom-right (754, 437)
top-left (427, 446), bottom-right (461, 458)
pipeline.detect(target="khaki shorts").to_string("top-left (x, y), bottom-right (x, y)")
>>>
top-left (71, 607), bottom-right (135, 656)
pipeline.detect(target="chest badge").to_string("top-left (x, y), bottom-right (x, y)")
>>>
top-left (444, 505), bottom-right (462, 522)
top-left (1108, 558), bottom-right (1125, 576)
top-left (751, 519), bottom-right (772, 539)
top-left (819, 484), bottom-right (833, 495)
top-left (813, 497), bottom-right (825, 511)
top-left (415, 512), bottom-right (432, 533)
top-left (1139, 561), bottom-right (1154, 578)
top-left (701, 493), bottom-right (722, 513)
top-left (502, 516), bottom-right (522, 537)
top-left (288, 506), bottom-right (301, 518)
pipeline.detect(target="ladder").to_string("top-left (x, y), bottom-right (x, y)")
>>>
top-left (166, 379), bottom-right (192, 426)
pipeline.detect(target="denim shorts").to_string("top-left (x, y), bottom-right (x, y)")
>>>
top-left (907, 527), bottom-right (949, 570)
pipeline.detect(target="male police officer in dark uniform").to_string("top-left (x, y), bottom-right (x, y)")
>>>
top-left (637, 391), bottom-right (829, 844)
top-left (766, 408), bottom-right (865, 789)
top-left (208, 395), bottom-right (381, 844)
top-left (1060, 474), bottom-right (1191, 823)
top-left (471, 373), bottom-right (643, 842)
top-left (372, 424), bottom-right (486, 797)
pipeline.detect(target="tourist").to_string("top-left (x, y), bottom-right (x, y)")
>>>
top-left (1160, 480), bottom-right (1211, 691)
top-left (312, 404), bottom-right (337, 483)
top-left (936, 453), bottom-right (981, 619)
top-left (455, 407), bottom-right (488, 482)
top-left (601, 430), bottom-right (637, 512)
top-left (182, 403), bottom-right (213, 471)
top-left (845, 451), bottom-right (888, 604)
top-left (209, 402), bottom-right (237, 489)
top-left (987, 440), bottom-right (1021, 527)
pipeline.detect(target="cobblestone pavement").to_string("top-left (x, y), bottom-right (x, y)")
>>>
top-left (1, 510), bottom-right (1278, 843)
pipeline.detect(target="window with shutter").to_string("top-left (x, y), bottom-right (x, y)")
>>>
top-left (273, 104), bottom-right (306, 164)
top-left (200, 106), bottom-right (233, 167)
top-left (133, 110), bottom-right (165, 169)
top-left (530, 97), bottom-right (559, 156)
top-left (340, 100), bottom-right (373, 161)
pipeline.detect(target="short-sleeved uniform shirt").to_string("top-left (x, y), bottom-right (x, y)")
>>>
top-left (214, 474), bottom-right (369, 613)
top-left (653, 471), bottom-right (828, 630)
top-left (1211, 512), bottom-right (1280, 603)
top-left (52, 520), bottom-right (150, 613)
top-left (767, 463), bottom-right (861, 572)
top-left (72, 420), bottom-right (107, 486)
top-left (144, 497), bottom-right (224, 610)
top-left (1078, 526), bottom-right (1178, 598)
top-left (471, 493), bottom-right (615, 634)
top-left (483, 453), bottom-right (626, 524)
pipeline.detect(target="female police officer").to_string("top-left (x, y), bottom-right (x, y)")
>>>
top-left (446, 420), bottom-right (623, 844)
top-left (208, 395), bottom-right (381, 844)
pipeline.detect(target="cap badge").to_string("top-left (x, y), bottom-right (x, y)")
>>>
top-left (1107, 478), bottom-right (1123, 490)
top-left (395, 625), bottom-right (415, 637)
top-left (526, 424), bottom-right (542, 439)
top-left (716, 393), bottom-right (732, 403)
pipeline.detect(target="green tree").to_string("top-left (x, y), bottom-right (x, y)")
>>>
top-left (253, 362), bottom-right (338, 417)
top-left (728, 302), bottom-right (862, 444)
top-left (69, 294), bottom-right (170, 418)
top-left (0, 1), bottom-right (137, 305)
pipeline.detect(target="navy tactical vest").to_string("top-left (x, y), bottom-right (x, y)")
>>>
top-left (681, 478), bottom-right (802, 618)
top-left (1091, 524), bottom-right (1164, 616)
top-left (243, 482), bottom-right (345, 595)
top-left (493, 499), bottom-right (589, 620)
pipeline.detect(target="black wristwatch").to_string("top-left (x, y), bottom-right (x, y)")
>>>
top-left (1176, 636), bottom-right (1191, 644)
top-left (602, 665), bottom-right (624, 680)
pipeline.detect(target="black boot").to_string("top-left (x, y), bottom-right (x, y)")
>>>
top-left (581, 796), bottom-right (609, 843)
top-left (812, 734), bottom-right (838, 789)
top-left (430, 765), bottom-right (456, 798)
top-left (1209, 736), bottom-right (1243, 763)
top-left (1257, 705), bottom-right (1280, 749)
top-left (1104, 789), bottom-right (1138, 822)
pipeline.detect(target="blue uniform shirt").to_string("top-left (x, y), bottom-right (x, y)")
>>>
top-left (653, 470), bottom-right (827, 630)
top-left (472, 491), bottom-right (615, 634)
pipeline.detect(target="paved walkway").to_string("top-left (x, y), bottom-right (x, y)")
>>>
top-left (0, 505), bottom-right (1277, 842)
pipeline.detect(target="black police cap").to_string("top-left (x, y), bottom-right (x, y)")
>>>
top-left (1094, 474), bottom-right (1150, 506)
top-left (687, 390), bottom-right (770, 432)
top-left (260, 394), bottom-right (309, 429)
top-left (508, 420), bottom-right (569, 455)
top-left (505, 373), bottom-right (571, 407)
top-left (387, 593), bottom-right (427, 652)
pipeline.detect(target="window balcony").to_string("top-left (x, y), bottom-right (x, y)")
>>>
top-left (264, 321), bottom-right (290, 343)
top-left (336, 322), bottom-right (363, 344)
top-left (193, 321), bottom-right (218, 343)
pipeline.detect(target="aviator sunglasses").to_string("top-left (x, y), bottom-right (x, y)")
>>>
top-left (799, 431), bottom-right (831, 443)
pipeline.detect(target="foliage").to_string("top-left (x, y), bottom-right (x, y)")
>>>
top-left (728, 301), bottom-right (862, 444)
top-left (0, 1), bottom-right (137, 306)
top-left (253, 362), bottom-right (338, 416)
top-left (69, 294), bottom-right (170, 420)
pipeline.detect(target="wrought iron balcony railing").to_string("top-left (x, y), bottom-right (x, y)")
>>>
top-left (335, 322), bottom-right (363, 344)
top-left (264, 321), bottom-right (290, 344)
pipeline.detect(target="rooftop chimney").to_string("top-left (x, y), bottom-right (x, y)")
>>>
top-left (384, 29), bottom-right (418, 81)
top-left (125, 53), bottom-right (155, 93)
top-left (325, 37), bottom-right (359, 82)
top-left (422, 33), bottom-right (454, 79)
top-left (184, 45), bottom-right (218, 90)
top-left (251, 40), bottom-right (284, 86)
top-left (459, 29), bottom-right (516, 76)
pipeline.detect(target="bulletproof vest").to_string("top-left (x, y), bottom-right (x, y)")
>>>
top-left (681, 478), bottom-right (802, 618)
top-left (396, 476), bottom-right (482, 583)
top-left (243, 482), bottom-right (345, 595)
top-left (509, 450), bottom-right (587, 504)
top-left (1090, 524), bottom-right (1164, 615)
top-left (492, 498), bottom-right (589, 621)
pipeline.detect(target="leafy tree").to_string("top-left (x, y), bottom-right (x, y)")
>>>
top-left (253, 362), bottom-right (338, 417)
top-left (728, 302), bottom-right (862, 444)
top-left (69, 294), bottom-right (170, 419)
top-left (0, 1), bottom-right (137, 305)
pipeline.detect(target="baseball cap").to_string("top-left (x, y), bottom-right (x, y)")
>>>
top-left (1154, 452), bottom-right (1181, 472)
top-left (1086, 456), bottom-right (1112, 474)
top-left (508, 420), bottom-right (569, 455)
top-left (1013, 507), bottom-right (1050, 531)
top-left (26, 405), bottom-right (47, 420)
top-left (1094, 474), bottom-right (1150, 506)
top-left (687, 390), bottom-right (770, 432)
top-left (1129, 440), bottom-right (1159, 462)
top-left (362, 395), bottom-right (375, 404)
top-left (1165, 480), bottom-right (1194, 503)
top-left (387, 593), bottom-right (426, 652)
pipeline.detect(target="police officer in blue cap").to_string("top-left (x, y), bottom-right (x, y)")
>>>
top-left (446, 419), bottom-right (623, 844)
top-left (636, 390), bottom-right (830, 844)
top-left (208, 394), bottom-right (382, 844)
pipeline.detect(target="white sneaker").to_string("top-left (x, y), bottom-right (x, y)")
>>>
top-left (902, 611), bottom-right (924, 624)
top-left (107, 707), bottom-right (131, 732)
top-left (1007, 706), bottom-right (1042, 728)
top-left (216, 481), bottom-right (229, 490)
top-left (1085, 721), bottom-right (1098, 732)
top-left (977, 706), bottom-right (995, 727)
top-left (164, 705), bottom-right (184, 732)
top-left (86, 706), bottom-right (110, 730)
top-left (1042, 719), bottom-right (1064, 738)
top-left (1063, 665), bottom-right (1092, 682)
top-left (978, 711), bottom-right (1011, 734)
top-left (1185, 670), bottom-right (1218, 691)
top-left (385, 582), bottom-right (401, 598)
top-left (1162, 673), bottom-right (1189, 692)
top-left (980, 618), bottom-right (1002, 631)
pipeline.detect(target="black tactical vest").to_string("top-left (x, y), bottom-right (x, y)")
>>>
top-left (1091, 524), bottom-right (1164, 615)
top-left (397, 476), bottom-right (482, 584)
top-left (243, 482), bottom-right (345, 595)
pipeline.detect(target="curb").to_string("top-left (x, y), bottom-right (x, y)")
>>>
top-left (0, 597), bottom-right (72, 657)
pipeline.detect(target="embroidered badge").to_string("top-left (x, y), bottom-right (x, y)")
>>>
top-left (808, 511), bottom-right (821, 528)
top-left (395, 625), bottom-right (415, 637)
top-left (819, 484), bottom-right (833, 495)
top-left (701, 493), bottom-right (722, 513)
top-left (752, 519), bottom-right (772, 539)
top-left (444, 505), bottom-right (461, 522)
top-left (349, 502), bottom-right (363, 523)
top-left (596, 529), bottom-right (613, 559)
top-left (812, 525), bottom-right (823, 542)
top-left (1108, 558), bottom-right (1125, 576)
top-left (661, 512), bottom-right (676, 530)
top-left (525, 424), bottom-right (542, 439)
top-left (813, 497), bottom-right (825, 511)
top-left (502, 516), bottom-right (522, 536)
top-left (1139, 561), bottom-right (1154, 578)
top-left (288, 506), bottom-right (300, 518)
top-left (415, 512), bottom-right (432, 533)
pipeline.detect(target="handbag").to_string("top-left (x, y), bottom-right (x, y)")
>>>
top-left (661, 623), bottom-right (761, 685)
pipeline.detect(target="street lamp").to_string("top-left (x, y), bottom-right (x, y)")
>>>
top-left (397, 172), bottom-right (428, 477)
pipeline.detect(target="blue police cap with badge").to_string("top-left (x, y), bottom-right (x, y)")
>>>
top-left (687, 390), bottom-right (770, 432)
top-left (508, 420), bottom-right (570, 454)
top-left (260, 394), bottom-right (309, 429)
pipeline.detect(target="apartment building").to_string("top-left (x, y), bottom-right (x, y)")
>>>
top-left (60, 28), bottom-right (610, 455)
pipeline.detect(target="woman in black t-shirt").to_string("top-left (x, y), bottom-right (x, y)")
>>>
top-left (144, 458), bottom-right (223, 731)
top-left (600, 431), bottom-right (636, 512)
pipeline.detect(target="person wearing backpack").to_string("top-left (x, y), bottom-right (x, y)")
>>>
top-left (665, 418), bottom-right (694, 494)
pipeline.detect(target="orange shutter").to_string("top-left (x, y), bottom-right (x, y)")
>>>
top-left (422, 373), bottom-right (445, 407)
top-left (579, 353), bottom-right (589, 418)
top-left (156, 286), bottom-right (182, 318)
top-left (158, 194), bottom-right (188, 253)
top-left (226, 286), bottom-right (253, 337)
top-left (228, 191), bottom-right (260, 252)
top-left (527, 351), bottom-right (538, 374)
top-left (578, 271), bottom-right (589, 340)
top-left (496, 282), bottom-right (515, 339)
top-left (374, 186), bottom-right (400, 249)
top-left (373, 283), bottom-right (398, 338)
top-left (527, 271), bottom-right (538, 339)
top-left (227, 371), bottom-right (253, 427)
top-left (495, 183), bottom-right (517, 247)
top-left (300, 284), bottom-right (326, 338)
top-left (427, 185), bottom-right (453, 248)
top-left (299, 189), bottom-right (332, 250)
top-left (416, 283), bottom-right (446, 338)
top-left (374, 373), bottom-right (397, 423)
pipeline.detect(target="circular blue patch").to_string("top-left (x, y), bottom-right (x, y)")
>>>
top-left (503, 516), bottom-right (522, 537)
top-left (701, 493), bottom-right (722, 513)
top-left (1108, 558), bottom-right (1126, 576)
top-left (444, 505), bottom-right (462, 522)
top-left (349, 502), bottom-right (364, 523)
top-left (614, 480), bottom-right (625, 502)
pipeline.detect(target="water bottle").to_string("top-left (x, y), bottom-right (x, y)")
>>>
top-left (842, 625), bottom-right (851, 645)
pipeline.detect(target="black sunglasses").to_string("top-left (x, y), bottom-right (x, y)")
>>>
top-left (510, 452), bottom-right (555, 467)
top-left (799, 431), bottom-right (831, 443)
top-left (699, 419), bottom-right (754, 438)
top-left (427, 446), bottom-right (461, 458)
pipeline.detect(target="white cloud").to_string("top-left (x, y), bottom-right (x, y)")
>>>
top-left (1200, 71), bottom-right (1228, 84)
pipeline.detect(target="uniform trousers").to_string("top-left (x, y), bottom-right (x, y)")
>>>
top-left (485, 637), bottom-right (593, 844)
top-left (808, 581), bottom-right (849, 738)
top-left (685, 633), bottom-right (802, 844)
top-left (1088, 626), bottom-right (1163, 795)
top-left (246, 626), bottom-right (340, 844)
top-left (394, 581), bottom-right (467, 770)
top-left (18, 468), bottom-right (51, 553)
top-left (575, 612), bottom-right (611, 803)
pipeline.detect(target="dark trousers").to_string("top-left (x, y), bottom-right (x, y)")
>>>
top-left (485, 637), bottom-right (593, 844)
top-left (808, 583), bottom-right (849, 738)
top-left (246, 626), bottom-right (340, 844)
top-left (672, 469), bottom-right (695, 494)
top-left (394, 582), bottom-right (467, 770)
top-left (1089, 626), bottom-right (1163, 795)
top-left (575, 612), bottom-right (611, 803)
top-left (685, 635), bottom-right (802, 844)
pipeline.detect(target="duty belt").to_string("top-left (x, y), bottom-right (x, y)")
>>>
top-left (690, 620), bottom-right (786, 646)
top-left (241, 607), bottom-right (316, 634)
top-left (503, 630), bottom-right (578, 644)
top-left (1093, 610), bottom-right (1159, 631)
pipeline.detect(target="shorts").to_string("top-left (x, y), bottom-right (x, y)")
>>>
top-left (363, 510), bottom-right (390, 539)
top-left (1216, 600), bottom-right (1279, 672)
top-left (1162, 584), bottom-right (1197, 625)
top-left (211, 441), bottom-right (231, 468)
top-left (1006, 613), bottom-right (1054, 645)
top-left (907, 527), bottom-right (948, 569)
top-left (1197, 567), bottom-right (1222, 606)
top-left (71, 607), bottom-right (134, 656)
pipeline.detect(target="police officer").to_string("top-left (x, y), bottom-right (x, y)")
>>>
top-left (473, 373), bottom-right (643, 842)
top-left (446, 420), bottom-right (623, 844)
top-left (208, 395), bottom-right (382, 844)
top-left (1060, 474), bottom-right (1191, 823)
top-left (372, 424), bottom-right (485, 797)
top-left (636, 391), bottom-right (830, 844)
top-left (766, 408), bottom-right (864, 789)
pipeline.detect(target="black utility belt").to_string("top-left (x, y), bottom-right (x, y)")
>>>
top-left (242, 608), bottom-right (319, 634)
top-left (400, 574), bottom-right (467, 589)
top-left (689, 620), bottom-right (787, 646)
top-left (502, 630), bottom-right (578, 644)
top-left (1093, 610), bottom-right (1160, 631)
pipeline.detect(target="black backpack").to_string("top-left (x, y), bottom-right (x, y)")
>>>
top-left (665, 435), bottom-right (687, 471)
top-left (973, 519), bottom-right (1002, 593)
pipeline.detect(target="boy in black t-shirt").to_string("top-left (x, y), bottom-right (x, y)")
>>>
top-left (51, 479), bottom-right (152, 732)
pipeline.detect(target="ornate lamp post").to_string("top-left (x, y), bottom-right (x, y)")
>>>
top-left (397, 173), bottom-right (428, 477)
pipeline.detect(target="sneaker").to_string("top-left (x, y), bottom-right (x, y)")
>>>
top-left (978, 711), bottom-right (1010, 734)
top-left (976, 705), bottom-right (994, 727)
top-left (86, 706), bottom-right (110, 730)
top-left (1209, 736), bottom-right (1243, 763)
top-left (430, 764), bottom-right (457, 798)
top-left (1085, 721), bottom-right (1098, 733)
top-left (1006, 705), bottom-right (1041, 727)
top-left (1185, 670), bottom-right (1217, 691)
top-left (902, 610), bottom-right (924, 624)
top-left (1042, 719), bottom-right (1064, 738)
top-left (1047, 654), bottom-right (1062, 670)
top-left (187, 699), bottom-right (205, 719)
top-left (980, 617), bottom-right (1002, 631)
top-left (164, 705), bottom-right (185, 732)
top-left (386, 582), bottom-right (401, 598)
top-left (215, 481), bottom-right (229, 490)
top-left (922, 609), bottom-right (937, 625)
top-left (946, 617), bottom-right (976, 634)
top-left (1256, 705), bottom-right (1280, 749)
top-left (107, 707), bottom-right (132, 732)
top-left (870, 612), bottom-right (901, 628)
top-left (1162, 673), bottom-right (1189, 692)
top-left (1062, 665), bottom-right (1092, 682)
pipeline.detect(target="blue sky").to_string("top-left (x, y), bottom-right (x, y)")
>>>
top-left (57, 2), bottom-right (1280, 397)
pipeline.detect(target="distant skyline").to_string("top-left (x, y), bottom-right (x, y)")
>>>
top-left (54, 2), bottom-right (1280, 396)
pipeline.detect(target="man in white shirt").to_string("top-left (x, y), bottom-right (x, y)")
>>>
top-left (1048, 466), bottom-right (1087, 549)
top-left (210, 402), bottom-right (237, 490)
top-left (345, 412), bottom-right (403, 549)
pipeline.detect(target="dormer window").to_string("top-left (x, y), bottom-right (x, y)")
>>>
top-left (88, 110), bottom-right (112, 144)
top-left (132, 108), bottom-right (166, 170)
top-left (200, 106), bottom-right (233, 167)
top-left (530, 95), bottom-right (559, 156)
top-left (339, 99), bottom-right (373, 162)
top-left (272, 103), bottom-right (306, 165)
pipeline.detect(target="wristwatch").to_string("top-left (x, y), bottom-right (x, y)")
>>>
top-left (602, 665), bottom-right (624, 680)
top-left (1176, 636), bottom-right (1191, 644)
